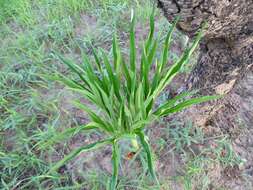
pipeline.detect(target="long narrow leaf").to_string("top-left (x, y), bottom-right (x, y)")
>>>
top-left (48, 138), bottom-right (113, 174)
top-left (38, 123), bottom-right (98, 149)
top-left (157, 95), bottom-right (221, 117)
top-left (82, 53), bottom-right (110, 95)
top-left (112, 35), bottom-right (122, 75)
top-left (91, 47), bottom-right (103, 72)
top-left (52, 74), bottom-right (86, 90)
top-left (121, 58), bottom-right (131, 95)
top-left (102, 50), bottom-right (121, 101)
top-left (145, 7), bottom-right (155, 53)
top-left (153, 91), bottom-right (196, 116)
top-left (129, 10), bottom-right (136, 72)
top-left (73, 101), bottom-right (114, 133)
top-left (152, 25), bottom-right (205, 99)
top-left (140, 44), bottom-right (150, 96)
top-left (136, 131), bottom-right (159, 185)
top-left (53, 52), bottom-right (90, 88)
top-left (110, 140), bottom-right (120, 190)
top-left (158, 16), bottom-right (179, 73)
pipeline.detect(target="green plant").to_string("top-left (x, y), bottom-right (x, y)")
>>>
top-left (48, 10), bottom-right (218, 190)
top-left (212, 137), bottom-right (243, 167)
top-left (169, 121), bottom-right (204, 153)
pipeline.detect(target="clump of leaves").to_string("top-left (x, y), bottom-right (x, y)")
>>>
top-left (48, 10), bottom-right (218, 190)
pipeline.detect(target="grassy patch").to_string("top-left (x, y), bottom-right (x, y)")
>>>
top-left (0, 0), bottom-right (164, 189)
top-left (0, 0), bottom-right (240, 189)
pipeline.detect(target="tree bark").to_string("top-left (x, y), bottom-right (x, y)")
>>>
top-left (157, 2), bottom-right (253, 188)
top-left (157, 0), bottom-right (253, 127)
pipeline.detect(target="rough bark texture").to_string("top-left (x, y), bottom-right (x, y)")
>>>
top-left (157, 0), bottom-right (253, 94)
top-left (157, 0), bottom-right (253, 124)
top-left (158, 1), bottom-right (253, 188)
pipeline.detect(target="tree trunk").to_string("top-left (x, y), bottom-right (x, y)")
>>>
top-left (157, 0), bottom-right (253, 127)
top-left (157, 2), bottom-right (253, 188)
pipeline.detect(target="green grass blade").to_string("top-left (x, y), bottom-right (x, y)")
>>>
top-left (140, 8), bottom-right (156, 96)
top-left (119, 97), bottom-right (131, 132)
top-left (135, 83), bottom-right (146, 118)
top-left (158, 16), bottom-right (179, 73)
top-left (153, 91), bottom-right (196, 116)
top-left (51, 74), bottom-right (86, 90)
top-left (147, 39), bottom-right (158, 67)
top-left (140, 44), bottom-right (150, 96)
top-left (70, 88), bottom-right (97, 105)
top-left (97, 84), bottom-right (115, 119)
top-left (123, 103), bottom-right (133, 130)
top-left (38, 123), bottom-right (98, 149)
top-left (81, 54), bottom-right (117, 114)
top-left (152, 25), bottom-right (205, 99)
top-left (188, 22), bottom-right (207, 56)
top-left (142, 39), bottom-right (158, 97)
top-left (91, 47), bottom-right (103, 72)
top-left (157, 95), bottom-right (221, 117)
top-left (72, 77), bottom-right (107, 113)
top-left (102, 50), bottom-right (121, 101)
top-left (110, 140), bottom-right (120, 190)
top-left (128, 73), bottom-right (137, 117)
top-left (91, 48), bottom-right (111, 93)
top-left (53, 52), bottom-right (90, 87)
top-left (112, 35), bottom-right (121, 75)
top-left (130, 9), bottom-right (136, 73)
top-left (76, 58), bottom-right (113, 116)
top-left (150, 59), bottom-right (160, 93)
top-left (132, 117), bottom-right (155, 131)
top-left (136, 131), bottom-right (159, 185)
top-left (145, 7), bottom-right (155, 53)
top-left (121, 58), bottom-right (131, 94)
top-left (73, 101), bottom-right (114, 133)
top-left (48, 138), bottom-right (113, 174)
top-left (167, 23), bottom-right (204, 78)
top-left (82, 53), bottom-right (110, 95)
top-left (150, 18), bottom-right (178, 95)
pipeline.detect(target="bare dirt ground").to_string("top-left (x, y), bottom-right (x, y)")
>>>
top-left (164, 62), bottom-right (253, 189)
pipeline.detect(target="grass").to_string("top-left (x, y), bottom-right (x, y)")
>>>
top-left (47, 6), bottom-right (220, 188)
top-left (0, 0), bottom-right (242, 189)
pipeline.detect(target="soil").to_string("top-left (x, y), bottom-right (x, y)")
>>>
top-left (173, 67), bottom-right (253, 189)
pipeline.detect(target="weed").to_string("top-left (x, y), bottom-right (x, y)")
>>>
top-left (0, 0), bottom-right (224, 189)
top-left (0, 1), bottom-right (155, 189)
top-left (0, 0), bottom-right (35, 25)
top-left (168, 121), bottom-right (203, 153)
top-left (212, 137), bottom-right (243, 167)
top-left (47, 9), bottom-right (218, 189)
top-left (174, 135), bottom-right (244, 190)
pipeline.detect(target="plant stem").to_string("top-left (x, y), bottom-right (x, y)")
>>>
top-left (131, 138), bottom-right (139, 151)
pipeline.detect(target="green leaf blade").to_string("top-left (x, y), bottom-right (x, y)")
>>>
top-left (156, 95), bottom-right (221, 117)
top-left (129, 10), bottom-right (136, 73)
top-left (110, 140), bottom-right (120, 190)
top-left (38, 123), bottom-right (98, 149)
top-left (48, 138), bottom-right (113, 174)
top-left (136, 131), bottom-right (159, 185)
